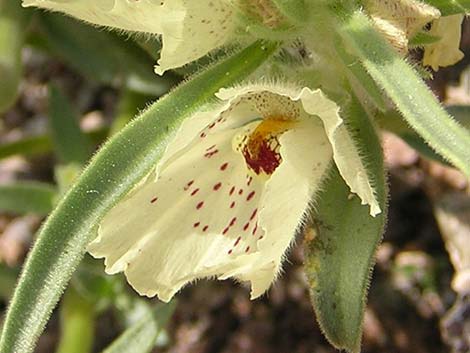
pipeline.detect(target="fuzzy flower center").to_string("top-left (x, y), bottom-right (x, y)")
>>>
top-left (236, 117), bottom-right (293, 176)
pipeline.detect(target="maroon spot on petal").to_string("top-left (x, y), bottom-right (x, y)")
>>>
top-left (208, 122), bottom-right (216, 128)
top-left (259, 235), bottom-right (264, 240)
top-left (213, 182), bottom-right (222, 191)
top-left (204, 150), bottom-right (219, 158)
top-left (230, 217), bottom-right (237, 226)
top-left (250, 209), bottom-right (258, 221)
top-left (228, 249), bottom-right (233, 254)
top-left (246, 191), bottom-right (255, 201)
top-left (223, 227), bottom-right (229, 235)
top-left (245, 246), bottom-right (250, 253)
top-left (230, 201), bottom-right (236, 209)
top-left (184, 180), bottom-right (194, 191)
top-left (203, 225), bottom-right (209, 232)
top-left (220, 162), bottom-right (229, 171)
top-left (243, 222), bottom-right (250, 231)
top-left (200, 132), bottom-right (206, 138)
top-left (229, 186), bottom-right (235, 195)
top-left (196, 201), bottom-right (204, 210)
top-left (206, 144), bottom-right (216, 151)
top-left (150, 197), bottom-right (158, 204)
top-left (247, 177), bottom-right (253, 186)
top-left (191, 188), bottom-right (200, 196)
top-left (252, 223), bottom-right (258, 235)
top-left (238, 189), bottom-right (244, 195)
top-left (193, 222), bottom-right (200, 228)
top-left (234, 237), bottom-right (241, 246)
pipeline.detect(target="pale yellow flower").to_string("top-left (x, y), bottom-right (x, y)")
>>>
top-left (423, 14), bottom-right (465, 71)
top-left (23, 0), bottom-right (237, 74)
top-left (88, 83), bottom-right (380, 302)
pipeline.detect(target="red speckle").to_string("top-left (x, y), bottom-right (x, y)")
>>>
top-left (208, 122), bottom-right (216, 129)
top-left (250, 209), bottom-right (258, 221)
top-left (229, 186), bottom-right (235, 195)
top-left (245, 246), bottom-right (250, 253)
top-left (230, 217), bottom-right (237, 226)
top-left (150, 197), bottom-right (158, 204)
top-left (191, 188), bottom-right (200, 196)
top-left (184, 180), bottom-right (194, 191)
top-left (228, 249), bottom-right (233, 254)
top-left (196, 201), bottom-right (204, 210)
top-left (259, 235), bottom-right (264, 240)
top-left (220, 162), bottom-right (229, 171)
top-left (238, 189), bottom-right (244, 195)
top-left (247, 191), bottom-right (255, 201)
top-left (193, 222), bottom-right (200, 228)
top-left (203, 225), bottom-right (209, 232)
top-left (230, 201), bottom-right (236, 209)
top-left (247, 177), bottom-right (253, 186)
top-left (243, 222), bottom-right (250, 231)
top-left (213, 182), bottom-right (222, 191)
top-left (252, 223), bottom-right (258, 235)
top-left (204, 150), bottom-right (218, 158)
top-left (223, 227), bottom-right (229, 235)
top-left (200, 132), bottom-right (206, 138)
top-left (234, 237), bottom-right (241, 246)
top-left (242, 138), bottom-right (282, 175)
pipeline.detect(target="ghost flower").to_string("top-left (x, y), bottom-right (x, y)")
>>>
top-left (88, 83), bottom-right (380, 302)
top-left (423, 14), bottom-right (465, 71)
top-left (22, 0), bottom-right (238, 74)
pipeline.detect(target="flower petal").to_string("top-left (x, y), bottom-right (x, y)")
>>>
top-left (23, 0), bottom-right (237, 74)
top-left (423, 14), bottom-right (465, 71)
top-left (298, 89), bottom-right (381, 216)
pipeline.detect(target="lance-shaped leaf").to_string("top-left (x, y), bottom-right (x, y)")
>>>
top-left (0, 182), bottom-right (57, 215)
top-left (0, 0), bottom-right (30, 112)
top-left (340, 11), bottom-right (470, 178)
top-left (101, 302), bottom-right (176, 353)
top-left (304, 95), bottom-right (387, 353)
top-left (48, 85), bottom-right (93, 165)
top-left (0, 40), bottom-right (278, 353)
top-left (0, 128), bottom-right (107, 160)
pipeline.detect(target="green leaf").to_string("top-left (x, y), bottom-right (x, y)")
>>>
top-left (48, 85), bottom-right (93, 165)
top-left (0, 182), bottom-right (57, 215)
top-left (304, 95), bottom-right (387, 353)
top-left (0, 0), bottom-right (30, 112)
top-left (55, 288), bottom-right (95, 353)
top-left (340, 11), bottom-right (470, 177)
top-left (101, 302), bottom-right (176, 353)
top-left (422, 0), bottom-right (470, 15)
top-left (0, 40), bottom-right (278, 353)
top-left (0, 129), bottom-right (107, 161)
top-left (38, 12), bottom-right (178, 96)
top-left (409, 31), bottom-right (441, 47)
top-left (271, 0), bottom-right (310, 22)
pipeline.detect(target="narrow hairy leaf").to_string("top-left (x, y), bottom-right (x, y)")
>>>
top-left (49, 85), bottom-right (92, 164)
top-left (0, 182), bottom-right (57, 215)
top-left (0, 40), bottom-right (278, 353)
top-left (304, 95), bottom-right (387, 353)
top-left (0, 129), bottom-right (107, 160)
top-left (0, 0), bottom-right (29, 112)
top-left (341, 11), bottom-right (470, 177)
top-left (101, 302), bottom-right (176, 353)
top-left (38, 13), bottom-right (178, 95)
